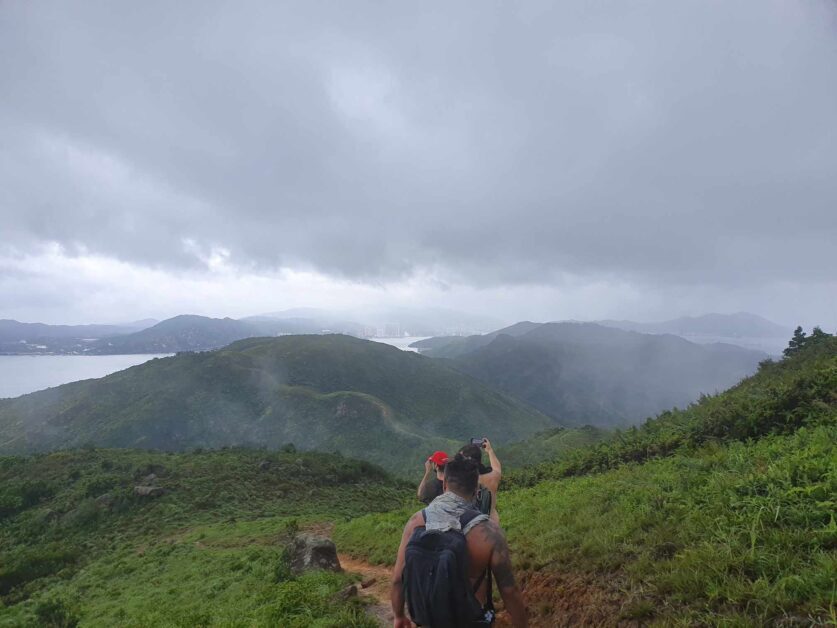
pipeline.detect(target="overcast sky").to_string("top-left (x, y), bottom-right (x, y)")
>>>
top-left (1, 1), bottom-right (835, 327)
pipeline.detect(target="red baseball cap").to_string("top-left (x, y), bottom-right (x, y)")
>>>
top-left (428, 451), bottom-right (449, 466)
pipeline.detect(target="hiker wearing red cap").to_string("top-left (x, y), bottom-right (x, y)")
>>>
top-left (417, 451), bottom-right (447, 504)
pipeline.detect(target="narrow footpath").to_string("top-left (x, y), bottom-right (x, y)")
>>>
top-left (338, 553), bottom-right (394, 626)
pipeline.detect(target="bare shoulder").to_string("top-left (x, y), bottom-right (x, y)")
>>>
top-left (405, 511), bottom-right (424, 531)
top-left (470, 518), bottom-right (506, 546)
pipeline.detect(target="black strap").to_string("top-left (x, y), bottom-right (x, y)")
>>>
top-left (459, 507), bottom-right (482, 529)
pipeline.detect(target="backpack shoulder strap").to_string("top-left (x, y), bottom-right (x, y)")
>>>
top-left (458, 507), bottom-right (482, 530)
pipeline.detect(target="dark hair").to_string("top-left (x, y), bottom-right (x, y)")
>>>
top-left (459, 443), bottom-right (482, 461)
top-left (458, 443), bottom-right (491, 475)
top-left (444, 453), bottom-right (480, 496)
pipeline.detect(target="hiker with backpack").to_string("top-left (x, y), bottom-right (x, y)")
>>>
top-left (391, 454), bottom-right (528, 628)
top-left (459, 438), bottom-right (502, 523)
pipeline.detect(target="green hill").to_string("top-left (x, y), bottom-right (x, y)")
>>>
top-left (0, 334), bottom-right (552, 473)
top-left (420, 322), bottom-right (766, 428)
top-left (334, 330), bottom-right (836, 625)
top-left (0, 448), bottom-right (407, 626)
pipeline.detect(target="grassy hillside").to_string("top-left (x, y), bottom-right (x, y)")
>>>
top-left (334, 332), bottom-right (836, 625)
top-left (499, 426), bottom-right (609, 469)
top-left (0, 335), bottom-right (551, 474)
top-left (424, 322), bottom-right (765, 428)
top-left (0, 448), bottom-right (409, 627)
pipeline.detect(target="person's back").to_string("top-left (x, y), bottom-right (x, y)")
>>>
top-left (460, 439), bottom-right (502, 523)
top-left (391, 454), bottom-right (528, 628)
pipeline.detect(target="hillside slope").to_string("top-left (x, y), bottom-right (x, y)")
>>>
top-left (0, 448), bottom-right (407, 626)
top-left (335, 331), bottom-right (836, 626)
top-left (420, 322), bottom-right (765, 427)
top-left (0, 335), bottom-right (552, 473)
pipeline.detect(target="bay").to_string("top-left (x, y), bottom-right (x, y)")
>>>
top-left (365, 336), bottom-right (429, 352)
top-left (0, 354), bottom-right (171, 399)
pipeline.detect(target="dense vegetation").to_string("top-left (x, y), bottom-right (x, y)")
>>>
top-left (0, 334), bottom-right (551, 474)
top-left (335, 331), bottom-right (836, 625)
top-left (417, 322), bottom-right (766, 428)
top-left (0, 448), bottom-right (409, 627)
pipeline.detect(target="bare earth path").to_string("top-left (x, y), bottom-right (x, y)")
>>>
top-left (338, 553), bottom-right (394, 626)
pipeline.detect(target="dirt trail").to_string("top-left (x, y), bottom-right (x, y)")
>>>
top-left (338, 553), bottom-right (394, 626)
top-left (335, 552), bottom-right (633, 627)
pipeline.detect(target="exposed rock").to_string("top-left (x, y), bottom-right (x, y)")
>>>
top-left (288, 533), bottom-right (342, 575)
top-left (134, 485), bottom-right (165, 497)
top-left (144, 473), bottom-right (157, 483)
top-left (258, 460), bottom-right (271, 471)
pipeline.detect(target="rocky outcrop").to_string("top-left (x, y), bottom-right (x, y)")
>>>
top-left (287, 533), bottom-right (342, 575)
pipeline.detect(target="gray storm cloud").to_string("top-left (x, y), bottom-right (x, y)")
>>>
top-left (1, 0), bottom-right (836, 289)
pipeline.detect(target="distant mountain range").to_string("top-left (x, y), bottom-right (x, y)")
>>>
top-left (412, 321), bottom-right (767, 428)
top-left (0, 335), bottom-right (552, 472)
top-left (0, 307), bottom-right (505, 355)
top-left (0, 318), bottom-right (156, 354)
top-left (598, 312), bottom-right (789, 338)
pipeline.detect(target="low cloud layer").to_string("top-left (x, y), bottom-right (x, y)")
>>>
top-left (1, 1), bottom-right (836, 325)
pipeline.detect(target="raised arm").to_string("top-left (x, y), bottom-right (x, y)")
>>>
top-left (481, 438), bottom-right (502, 494)
top-left (487, 523), bottom-right (527, 628)
top-left (416, 458), bottom-right (434, 502)
top-left (391, 512), bottom-right (423, 628)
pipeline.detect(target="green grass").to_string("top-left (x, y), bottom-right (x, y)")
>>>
top-left (0, 448), bottom-right (409, 626)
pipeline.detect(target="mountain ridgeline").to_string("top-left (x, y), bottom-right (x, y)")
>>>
top-left (412, 322), bottom-right (766, 428)
top-left (0, 335), bottom-right (552, 473)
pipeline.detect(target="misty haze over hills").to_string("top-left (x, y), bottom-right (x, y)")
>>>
top-left (413, 321), bottom-right (766, 427)
top-left (597, 312), bottom-right (791, 355)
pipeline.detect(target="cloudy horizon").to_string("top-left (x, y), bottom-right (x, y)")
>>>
top-left (2, 1), bottom-right (836, 328)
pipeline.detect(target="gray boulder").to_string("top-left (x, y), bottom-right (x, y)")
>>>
top-left (288, 534), bottom-right (342, 575)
